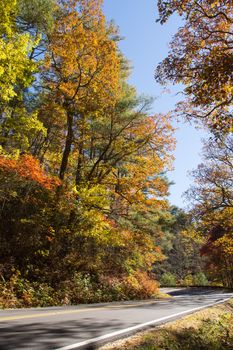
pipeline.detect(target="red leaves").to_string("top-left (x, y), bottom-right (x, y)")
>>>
top-left (0, 154), bottom-right (61, 190)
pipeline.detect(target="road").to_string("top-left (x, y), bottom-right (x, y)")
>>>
top-left (0, 288), bottom-right (232, 350)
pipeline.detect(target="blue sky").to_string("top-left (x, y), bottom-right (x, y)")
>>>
top-left (103, 0), bottom-right (208, 209)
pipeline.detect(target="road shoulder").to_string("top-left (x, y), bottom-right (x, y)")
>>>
top-left (100, 298), bottom-right (233, 350)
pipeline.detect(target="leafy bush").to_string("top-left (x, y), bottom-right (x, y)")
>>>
top-left (182, 274), bottom-right (194, 287)
top-left (193, 272), bottom-right (209, 286)
top-left (160, 272), bottom-right (177, 287)
top-left (0, 270), bottom-right (159, 308)
top-left (0, 271), bottom-right (57, 308)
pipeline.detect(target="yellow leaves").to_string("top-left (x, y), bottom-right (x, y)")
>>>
top-left (214, 235), bottom-right (233, 256)
top-left (0, 0), bottom-right (17, 37)
top-left (46, 0), bottom-right (120, 110)
top-left (72, 184), bottom-right (112, 241)
top-left (211, 1), bottom-right (220, 9)
top-left (74, 183), bottom-right (109, 209)
top-left (223, 84), bottom-right (233, 95)
top-left (156, 0), bottom-right (233, 133)
top-left (181, 228), bottom-right (205, 244)
top-left (200, 40), bottom-right (205, 48)
top-left (93, 38), bottom-right (98, 46)
top-left (0, 0), bottom-right (40, 103)
top-left (79, 209), bottom-right (110, 241)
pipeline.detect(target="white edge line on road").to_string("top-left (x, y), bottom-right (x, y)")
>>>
top-left (55, 297), bottom-right (232, 350)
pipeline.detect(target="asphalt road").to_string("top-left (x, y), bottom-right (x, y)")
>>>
top-left (0, 288), bottom-right (232, 350)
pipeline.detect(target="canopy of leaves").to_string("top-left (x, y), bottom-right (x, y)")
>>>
top-left (186, 134), bottom-right (233, 215)
top-left (156, 0), bottom-right (233, 133)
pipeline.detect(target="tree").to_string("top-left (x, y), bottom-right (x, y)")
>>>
top-left (155, 0), bottom-right (233, 133)
top-left (199, 208), bottom-right (233, 288)
top-left (0, 0), bottom-right (177, 306)
top-left (153, 207), bottom-right (206, 284)
top-left (0, 0), bottom-right (51, 152)
top-left (42, 0), bottom-right (120, 180)
top-left (186, 135), bottom-right (233, 216)
top-left (186, 134), bottom-right (233, 287)
top-left (0, 1), bottom-right (36, 104)
top-left (0, 154), bottom-right (60, 280)
top-left (17, 0), bottom-right (56, 35)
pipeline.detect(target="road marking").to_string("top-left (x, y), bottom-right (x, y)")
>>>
top-left (55, 297), bottom-right (233, 350)
top-left (0, 300), bottom-right (160, 322)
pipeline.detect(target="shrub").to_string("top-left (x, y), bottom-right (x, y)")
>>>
top-left (181, 274), bottom-right (193, 287)
top-left (193, 272), bottom-right (209, 286)
top-left (160, 272), bottom-right (177, 287)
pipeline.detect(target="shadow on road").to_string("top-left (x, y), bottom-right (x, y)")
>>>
top-left (167, 287), bottom-right (231, 296)
top-left (0, 318), bottom-right (126, 350)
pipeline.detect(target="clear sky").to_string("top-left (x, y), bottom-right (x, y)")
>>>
top-left (103, 0), bottom-right (208, 209)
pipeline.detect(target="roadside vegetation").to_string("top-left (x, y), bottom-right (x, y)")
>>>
top-left (0, 0), bottom-right (232, 308)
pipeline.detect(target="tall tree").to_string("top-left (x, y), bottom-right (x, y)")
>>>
top-left (0, 0), bottom-right (55, 152)
top-left (42, 0), bottom-right (120, 180)
top-left (186, 134), bottom-right (233, 287)
top-left (155, 0), bottom-right (233, 133)
top-left (186, 135), bottom-right (233, 216)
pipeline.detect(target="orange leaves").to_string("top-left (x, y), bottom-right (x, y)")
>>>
top-left (42, 0), bottom-right (121, 181)
top-left (186, 134), bottom-right (233, 286)
top-left (45, 0), bottom-right (120, 110)
top-left (0, 155), bottom-right (61, 189)
top-left (156, 0), bottom-right (233, 133)
top-left (0, 157), bottom-right (16, 171)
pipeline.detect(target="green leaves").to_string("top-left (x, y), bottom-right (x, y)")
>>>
top-left (0, 33), bottom-right (35, 103)
top-left (17, 0), bottom-right (57, 33)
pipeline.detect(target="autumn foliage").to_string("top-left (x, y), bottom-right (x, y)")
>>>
top-left (156, 0), bottom-right (233, 133)
top-left (1, 0), bottom-right (231, 308)
top-left (155, 0), bottom-right (233, 288)
top-left (186, 135), bottom-right (233, 288)
top-left (0, 155), bottom-right (61, 189)
top-left (0, 0), bottom-right (177, 306)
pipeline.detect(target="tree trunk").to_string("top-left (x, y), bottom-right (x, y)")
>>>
top-left (75, 140), bottom-right (83, 186)
top-left (59, 111), bottom-right (73, 180)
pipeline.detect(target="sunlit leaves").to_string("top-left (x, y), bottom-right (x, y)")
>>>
top-left (44, 0), bottom-right (120, 111)
top-left (186, 134), bottom-right (233, 287)
top-left (0, 0), bottom-right (176, 302)
top-left (0, 154), bottom-right (61, 189)
top-left (156, 0), bottom-right (233, 133)
top-left (0, 0), bottom-right (36, 104)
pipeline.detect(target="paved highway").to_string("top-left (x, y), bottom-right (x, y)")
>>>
top-left (0, 288), bottom-right (232, 350)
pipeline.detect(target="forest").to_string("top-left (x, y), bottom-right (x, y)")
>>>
top-left (0, 0), bottom-right (232, 308)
